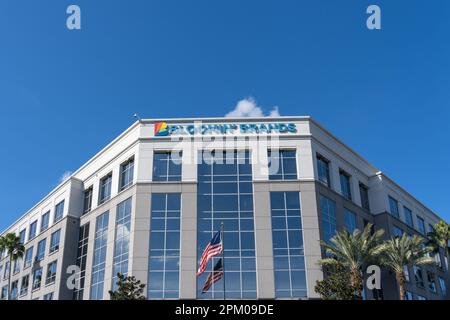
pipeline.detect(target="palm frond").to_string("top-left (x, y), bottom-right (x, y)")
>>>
top-left (318, 258), bottom-right (341, 267)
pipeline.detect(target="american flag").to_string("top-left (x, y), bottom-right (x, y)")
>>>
top-left (197, 230), bottom-right (223, 275)
top-left (202, 258), bottom-right (224, 293)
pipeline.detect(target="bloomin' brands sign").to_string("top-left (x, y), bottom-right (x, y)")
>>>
top-left (154, 122), bottom-right (297, 137)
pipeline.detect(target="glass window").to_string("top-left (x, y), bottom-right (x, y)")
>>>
top-left (99, 173), bottom-right (112, 204)
top-left (54, 200), bottom-right (65, 223)
top-left (153, 151), bottom-right (182, 182)
top-left (320, 195), bottom-right (337, 243)
top-left (32, 267), bottom-right (43, 290)
top-left (427, 271), bottom-right (436, 293)
top-left (90, 211), bottom-right (109, 300)
top-left (317, 155), bottom-right (330, 187)
top-left (403, 265), bottom-right (410, 282)
top-left (416, 216), bottom-right (426, 235)
top-left (0, 286), bottom-right (7, 300)
top-left (388, 196), bottom-right (399, 219)
top-left (405, 291), bottom-right (413, 300)
top-left (393, 226), bottom-right (404, 238)
top-left (83, 187), bottom-right (93, 214)
top-left (24, 247), bottom-right (33, 269)
top-left (439, 277), bottom-right (447, 296)
top-left (149, 193), bottom-right (181, 299)
top-left (10, 280), bottom-right (18, 300)
top-left (112, 197), bottom-right (132, 291)
top-left (19, 229), bottom-right (26, 244)
top-left (196, 150), bottom-right (256, 299)
top-left (29, 220), bottom-right (37, 240)
top-left (3, 261), bottom-right (10, 280)
top-left (49, 229), bottom-right (61, 253)
top-left (46, 261), bottom-right (58, 284)
top-left (403, 207), bottom-right (414, 228)
top-left (36, 239), bottom-right (46, 262)
top-left (13, 258), bottom-right (21, 274)
top-left (271, 192), bottom-right (306, 298)
top-left (359, 183), bottom-right (370, 210)
top-left (41, 211), bottom-right (50, 232)
top-left (119, 158), bottom-right (134, 190)
top-left (20, 274), bottom-right (29, 296)
top-left (73, 223), bottom-right (90, 300)
top-left (413, 266), bottom-right (424, 288)
top-left (344, 208), bottom-right (357, 233)
top-left (417, 295), bottom-right (427, 300)
top-left (339, 170), bottom-right (352, 200)
top-left (43, 292), bottom-right (54, 300)
top-left (434, 251), bottom-right (443, 269)
top-left (268, 150), bottom-right (297, 180)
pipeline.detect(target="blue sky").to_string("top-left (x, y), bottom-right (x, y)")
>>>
top-left (0, 1), bottom-right (449, 231)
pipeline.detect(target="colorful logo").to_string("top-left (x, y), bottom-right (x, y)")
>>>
top-left (154, 122), bottom-right (170, 136)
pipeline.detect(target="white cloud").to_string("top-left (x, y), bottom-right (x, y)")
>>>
top-left (225, 97), bottom-right (281, 118)
top-left (58, 171), bottom-right (72, 183)
top-left (268, 106), bottom-right (280, 117)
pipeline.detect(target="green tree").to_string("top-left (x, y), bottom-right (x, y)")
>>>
top-left (315, 264), bottom-right (355, 300)
top-left (378, 234), bottom-right (434, 300)
top-left (0, 233), bottom-right (25, 300)
top-left (319, 223), bottom-right (384, 300)
top-left (109, 273), bottom-right (146, 300)
top-left (427, 220), bottom-right (450, 261)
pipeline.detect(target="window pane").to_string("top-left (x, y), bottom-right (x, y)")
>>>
top-left (320, 195), bottom-right (337, 242)
top-left (344, 209), bottom-right (357, 233)
top-left (197, 150), bottom-right (256, 299)
top-left (168, 160), bottom-right (182, 181)
top-left (317, 156), bottom-right (330, 187)
top-left (359, 184), bottom-right (370, 210)
top-left (112, 198), bottom-right (132, 291)
top-left (148, 193), bottom-right (181, 299)
top-left (416, 216), bottom-right (426, 234)
top-left (73, 223), bottom-right (90, 300)
top-left (83, 188), bottom-right (93, 214)
top-left (41, 212), bottom-right (50, 232)
top-left (389, 196), bottom-right (399, 219)
top-left (54, 201), bottom-right (65, 222)
top-left (120, 159), bottom-right (134, 190)
top-left (282, 158), bottom-right (297, 177)
top-left (153, 152), bottom-right (182, 182)
top-left (271, 192), bottom-right (306, 298)
top-left (90, 212), bottom-right (109, 300)
top-left (340, 171), bottom-right (352, 200)
top-left (269, 150), bottom-right (297, 180)
top-left (99, 175), bottom-right (112, 204)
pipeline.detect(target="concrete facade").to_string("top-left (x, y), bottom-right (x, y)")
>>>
top-left (0, 116), bottom-right (448, 300)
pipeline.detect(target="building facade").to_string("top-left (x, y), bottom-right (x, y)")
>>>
top-left (0, 117), bottom-right (448, 300)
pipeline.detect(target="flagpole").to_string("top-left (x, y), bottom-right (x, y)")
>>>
top-left (221, 221), bottom-right (226, 300)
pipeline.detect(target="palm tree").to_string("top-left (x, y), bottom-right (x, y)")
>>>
top-left (0, 233), bottom-right (25, 300)
top-left (378, 234), bottom-right (434, 300)
top-left (319, 223), bottom-right (385, 299)
top-left (427, 220), bottom-right (450, 265)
